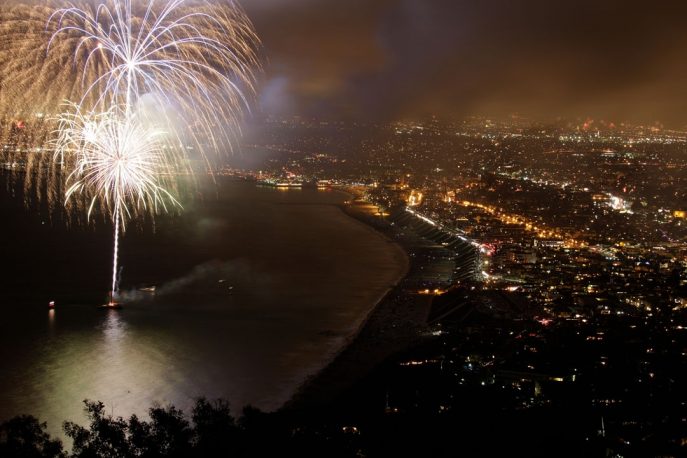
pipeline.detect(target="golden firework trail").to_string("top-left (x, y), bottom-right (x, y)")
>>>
top-left (0, 0), bottom-right (260, 299)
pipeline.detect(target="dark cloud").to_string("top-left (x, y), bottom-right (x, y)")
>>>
top-left (243, 0), bottom-right (687, 125)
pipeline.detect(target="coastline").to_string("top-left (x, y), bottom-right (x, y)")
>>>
top-left (0, 180), bottom-right (415, 438)
top-left (283, 190), bottom-right (432, 412)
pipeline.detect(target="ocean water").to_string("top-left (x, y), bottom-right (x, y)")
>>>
top-left (0, 179), bottom-right (406, 436)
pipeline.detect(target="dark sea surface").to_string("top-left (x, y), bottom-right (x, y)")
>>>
top-left (0, 179), bottom-right (407, 436)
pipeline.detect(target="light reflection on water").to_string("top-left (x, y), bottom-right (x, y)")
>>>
top-left (0, 183), bottom-right (407, 438)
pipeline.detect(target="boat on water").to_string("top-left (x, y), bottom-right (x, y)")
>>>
top-left (100, 301), bottom-right (123, 310)
top-left (101, 292), bottom-right (123, 309)
top-left (48, 300), bottom-right (55, 309)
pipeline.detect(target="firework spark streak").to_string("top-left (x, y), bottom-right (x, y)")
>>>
top-left (56, 106), bottom-right (181, 296)
top-left (0, 0), bottom-right (259, 300)
top-left (47, 0), bottom-right (259, 147)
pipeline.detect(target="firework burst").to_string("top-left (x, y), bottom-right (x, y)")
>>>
top-left (55, 105), bottom-right (180, 225)
top-left (0, 0), bottom-right (260, 300)
top-left (1, 0), bottom-right (259, 168)
top-left (47, 0), bottom-right (259, 150)
top-left (56, 105), bottom-right (181, 296)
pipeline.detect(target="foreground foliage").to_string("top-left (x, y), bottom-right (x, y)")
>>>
top-left (0, 399), bottom-right (361, 458)
top-left (1, 399), bottom-right (254, 458)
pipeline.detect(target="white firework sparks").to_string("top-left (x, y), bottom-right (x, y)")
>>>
top-left (56, 106), bottom-right (179, 224)
top-left (56, 105), bottom-right (181, 297)
top-left (0, 0), bottom-right (260, 300)
top-left (47, 0), bottom-right (259, 153)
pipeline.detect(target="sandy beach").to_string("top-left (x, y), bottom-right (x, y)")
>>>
top-left (284, 194), bottom-right (433, 412)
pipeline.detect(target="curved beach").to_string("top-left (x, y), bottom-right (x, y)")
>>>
top-left (285, 195), bottom-right (431, 411)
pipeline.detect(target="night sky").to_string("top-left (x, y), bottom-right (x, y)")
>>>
top-left (244, 0), bottom-right (687, 125)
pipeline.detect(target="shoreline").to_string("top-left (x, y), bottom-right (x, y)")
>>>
top-left (0, 182), bottom-right (414, 438)
top-left (282, 190), bottom-right (432, 412)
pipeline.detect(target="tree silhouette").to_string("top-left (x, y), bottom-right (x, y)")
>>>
top-left (0, 415), bottom-right (65, 458)
top-left (1, 398), bottom-right (357, 458)
top-left (59, 398), bottom-right (247, 457)
top-left (191, 398), bottom-right (237, 456)
top-left (64, 401), bottom-right (130, 458)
